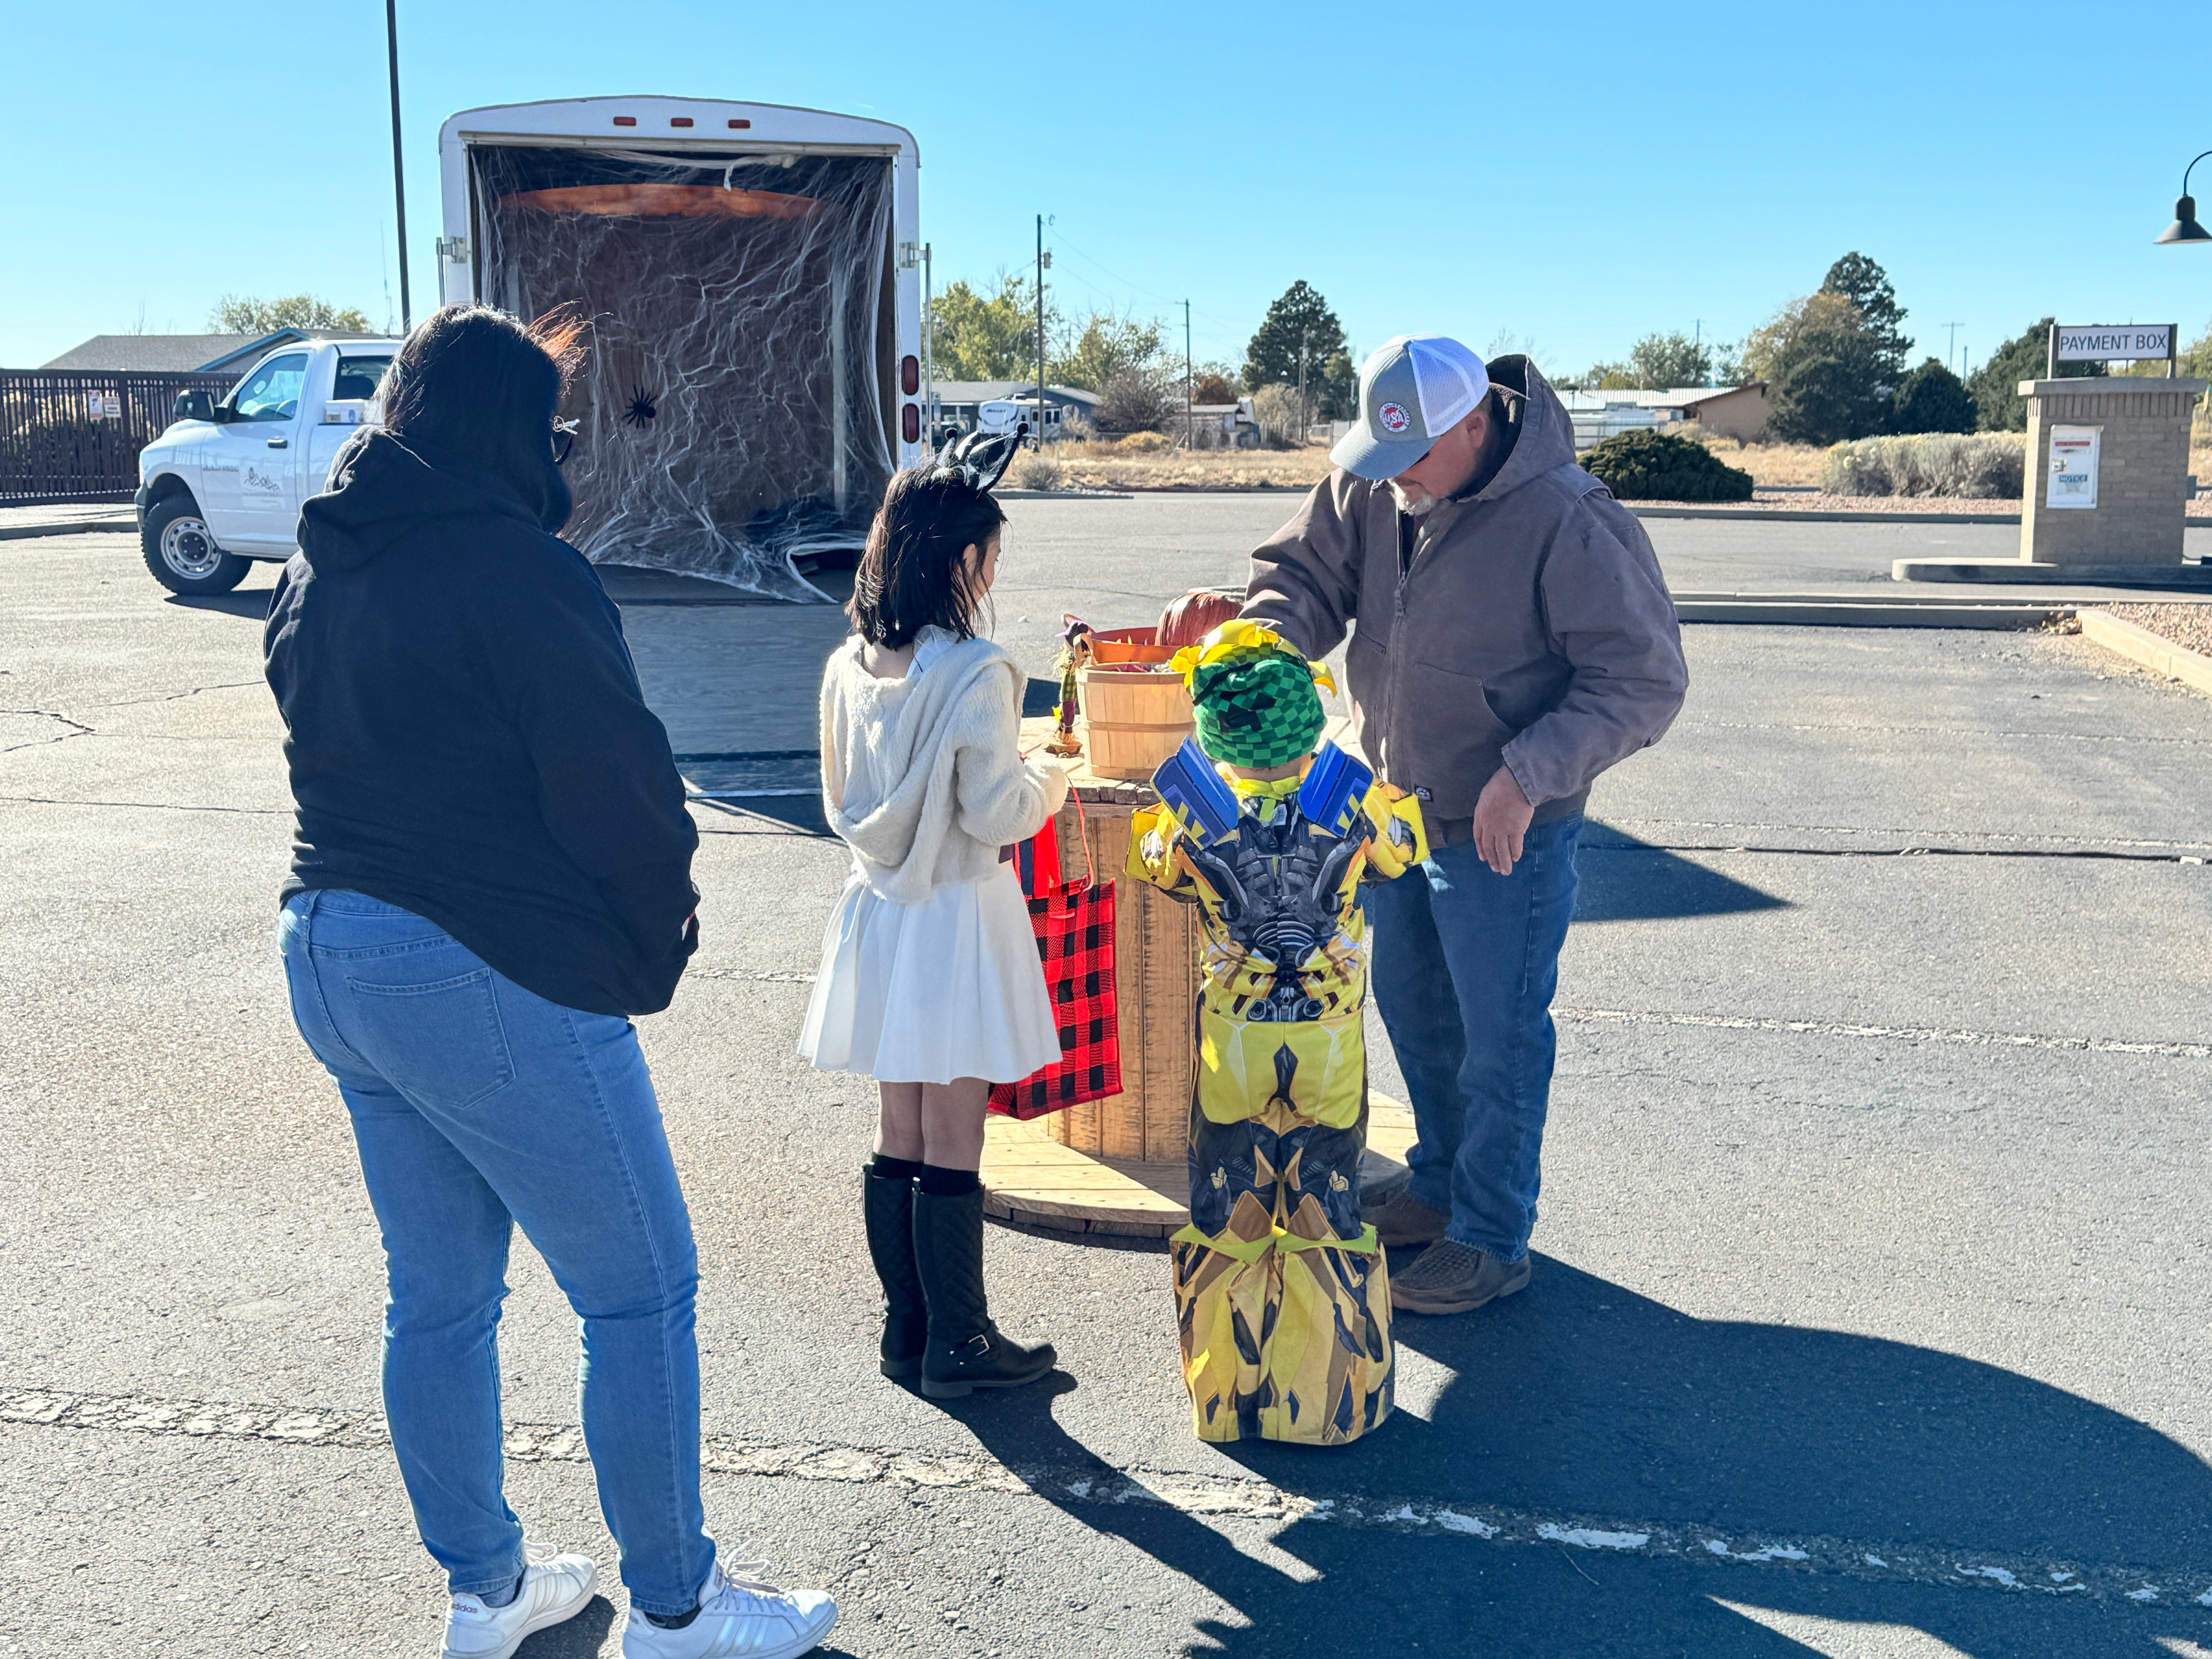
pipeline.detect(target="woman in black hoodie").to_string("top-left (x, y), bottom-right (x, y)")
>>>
top-left (267, 307), bottom-right (836, 1659)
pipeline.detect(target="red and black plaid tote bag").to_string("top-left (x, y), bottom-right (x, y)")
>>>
top-left (988, 799), bottom-right (1121, 1119)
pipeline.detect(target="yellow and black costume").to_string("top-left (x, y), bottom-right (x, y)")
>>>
top-left (1127, 623), bottom-right (1426, 1445)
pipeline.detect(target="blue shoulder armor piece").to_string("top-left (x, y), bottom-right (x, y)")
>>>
top-left (1296, 741), bottom-right (1372, 839)
top-left (1152, 738), bottom-right (1241, 847)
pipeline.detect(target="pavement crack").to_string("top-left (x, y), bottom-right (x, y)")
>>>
top-left (1603, 817), bottom-right (2212, 855)
top-left (3, 1383), bottom-right (2200, 1609)
top-left (1558, 1006), bottom-right (2212, 1060)
top-left (1685, 719), bottom-right (2210, 748)
top-left (0, 795), bottom-right (284, 816)
top-left (1589, 840), bottom-right (2206, 865)
top-left (0, 709), bottom-right (96, 753)
top-left (73, 680), bottom-right (262, 713)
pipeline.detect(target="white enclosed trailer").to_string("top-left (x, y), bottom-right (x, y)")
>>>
top-left (438, 97), bottom-right (924, 599)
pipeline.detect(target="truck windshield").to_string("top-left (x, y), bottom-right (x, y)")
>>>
top-left (230, 353), bottom-right (310, 422)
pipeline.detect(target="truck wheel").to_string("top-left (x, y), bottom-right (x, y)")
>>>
top-left (141, 496), bottom-right (250, 596)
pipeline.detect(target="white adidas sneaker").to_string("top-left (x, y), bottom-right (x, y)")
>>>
top-left (620, 1554), bottom-right (837, 1659)
top-left (440, 1541), bottom-right (599, 1659)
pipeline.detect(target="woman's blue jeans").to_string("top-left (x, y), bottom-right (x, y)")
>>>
top-left (1362, 816), bottom-right (1582, 1264)
top-left (278, 890), bottom-right (713, 1615)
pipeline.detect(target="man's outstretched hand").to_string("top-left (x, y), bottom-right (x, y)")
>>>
top-left (1472, 764), bottom-right (1535, 876)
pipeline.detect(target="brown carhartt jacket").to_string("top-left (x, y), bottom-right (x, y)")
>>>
top-left (1242, 356), bottom-right (1687, 832)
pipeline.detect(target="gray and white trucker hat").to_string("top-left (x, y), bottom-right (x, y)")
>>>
top-left (1329, 335), bottom-right (1491, 480)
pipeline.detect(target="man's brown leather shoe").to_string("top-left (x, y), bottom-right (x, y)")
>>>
top-left (1372, 1189), bottom-right (1449, 1248)
top-left (1389, 1240), bottom-right (1532, 1315)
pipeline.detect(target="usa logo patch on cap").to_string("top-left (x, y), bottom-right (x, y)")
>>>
top-left (1377, 402), bottom-right (1411, 433)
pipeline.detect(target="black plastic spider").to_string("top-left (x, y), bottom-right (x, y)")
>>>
top-left (620, 386), bottom-right (658, 428)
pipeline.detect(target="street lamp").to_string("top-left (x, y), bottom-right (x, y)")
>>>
top-left (2155, 149), bottom-right (2212, 245)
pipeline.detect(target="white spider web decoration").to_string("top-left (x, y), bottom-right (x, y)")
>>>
top-left (471, 144), bottom-right (896, 601)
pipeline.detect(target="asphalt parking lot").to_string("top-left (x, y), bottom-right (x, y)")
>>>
top-left (4, 501), bottom-right (2212, 1658)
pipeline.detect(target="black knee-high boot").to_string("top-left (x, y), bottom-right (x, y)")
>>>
top-left (862, 1163), bottom-right (928, 1379)
top-left (910, 1186), bottom-right (1056, 1399)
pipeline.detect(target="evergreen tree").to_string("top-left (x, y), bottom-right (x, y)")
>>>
top-left (1242, 282), bottom-right (1346, 399)
top-left (1763, 292), bottom-right (1889, 444)
top-left (1887, 359), bottom-right (1977, 434)
top-left (1818, 253), bottom-right (1912, 383)
top-left (1967, 318), bottom-right (2104, 431)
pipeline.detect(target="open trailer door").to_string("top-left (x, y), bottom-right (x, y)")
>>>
top-left (438, 98), bottom-right (921, 600)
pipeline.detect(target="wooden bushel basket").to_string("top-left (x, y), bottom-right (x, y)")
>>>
top-left (1075, 664), bottom-right (1194, 781)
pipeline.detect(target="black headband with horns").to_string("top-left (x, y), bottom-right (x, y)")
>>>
top-left (921, 428), bottom-right (1021, 495)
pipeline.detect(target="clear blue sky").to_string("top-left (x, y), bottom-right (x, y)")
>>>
top-left (7, 0), bottom-right (2209, 379)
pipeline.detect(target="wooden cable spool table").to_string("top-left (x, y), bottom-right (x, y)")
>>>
top-left (980, 713), bottom-right (1416, 1238)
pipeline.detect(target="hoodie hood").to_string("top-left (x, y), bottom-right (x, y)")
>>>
top-left (297, 428), bottom-right (553, 574)
top-left (1459, 355), bottom-right (1577, 507)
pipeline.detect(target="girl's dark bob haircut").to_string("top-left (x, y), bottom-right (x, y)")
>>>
top-left (376, 304), bottom-right (585, 531)
top-left (846, 467), bottom-right (1006, 649)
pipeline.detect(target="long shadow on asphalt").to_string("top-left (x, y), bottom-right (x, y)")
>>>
top-left (1575, 823), bottom-right (1790, 922)
top-left (949, 1261), bottom-right (2212, 1657)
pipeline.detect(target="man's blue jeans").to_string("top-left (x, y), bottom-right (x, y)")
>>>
top-left (278, 890), bottom-right (713, 1615)
top-left (1362, 816), bottom-right (1582, 1264)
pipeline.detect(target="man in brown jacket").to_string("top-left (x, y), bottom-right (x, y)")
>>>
top-left (1241, 334), bottom-right (1687, 1315)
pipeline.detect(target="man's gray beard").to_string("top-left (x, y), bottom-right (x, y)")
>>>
top-left (1388, 480), bottom-right (1437, 516)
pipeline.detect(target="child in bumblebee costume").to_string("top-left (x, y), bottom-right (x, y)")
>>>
top-left (1127, 622), bottom-right (1426, 1445)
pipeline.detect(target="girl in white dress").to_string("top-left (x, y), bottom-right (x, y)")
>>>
top-left (799, 431), bottom-right (1068, 1399)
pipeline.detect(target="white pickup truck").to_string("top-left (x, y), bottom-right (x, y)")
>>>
top-left (134, 339), bottom-right (395, 594)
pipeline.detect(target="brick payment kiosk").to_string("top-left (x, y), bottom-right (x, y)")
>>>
top-left (1896, 323), bottom-right (2207, 586)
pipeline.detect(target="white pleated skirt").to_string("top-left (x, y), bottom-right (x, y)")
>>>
top-left (798, 863), bottom-right (1061, 1086)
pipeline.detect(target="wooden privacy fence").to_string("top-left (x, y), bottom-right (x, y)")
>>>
top-left (0, 370), bottom-right (238, 505)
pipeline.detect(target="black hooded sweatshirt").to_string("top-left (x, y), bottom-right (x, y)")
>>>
top-left (264, 429), bottom-right (698, 1016)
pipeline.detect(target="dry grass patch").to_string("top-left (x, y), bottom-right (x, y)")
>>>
top-left (1042, 442), bottom-right (1335, 493)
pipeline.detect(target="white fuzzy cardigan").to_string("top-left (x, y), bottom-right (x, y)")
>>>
top-left (819, 633), bottom-right (1069, 904)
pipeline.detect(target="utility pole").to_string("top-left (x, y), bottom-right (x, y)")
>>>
top-left (1297, 328), bottom-right (1310, 447)
top-left (1942, 321), bottom-right (1963, 375)
top-left (1034, 214), bottom-right (1047, 450)
top-left (922, 242), bottom-right (934, 443)
top-left (385, 0), bottom-right (411, 331)
top-left (1184, 299), bottom-right (1193, 450)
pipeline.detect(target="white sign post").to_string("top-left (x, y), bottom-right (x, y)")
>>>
top-left (2044, 425), bottom-right (2100, 510)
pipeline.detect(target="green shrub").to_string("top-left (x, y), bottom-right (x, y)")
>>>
top-left (1581, 428), bottom-right (1755, 501)
top-left (1888, 359), bottom-right (1977, 434)
top-left (1820, 433), bottom-right (2025, 498)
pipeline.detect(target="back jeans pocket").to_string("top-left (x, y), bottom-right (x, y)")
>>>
top-left (341, 966), bottom-right (516, 1111)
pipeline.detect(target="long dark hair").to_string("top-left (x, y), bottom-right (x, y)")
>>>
top-left (377, 304), bottom-right (585, 531)
top-left (847, 467), bottom-right (1007, 648)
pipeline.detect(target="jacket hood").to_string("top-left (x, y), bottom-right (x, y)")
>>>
top-left (1462, 356), bottom-right (1578, 507)
top-left (296, 428), bottom-right (547, 574)
top-left (828, 635), bottom-right (1027, 873)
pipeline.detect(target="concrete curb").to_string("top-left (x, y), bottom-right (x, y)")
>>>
top-left (0, 517), bottom-right (135, 541)
top-left (2077, 610), bottom-right (2212, 696)
top-left (1894, 556), bottom-right (2212, 588)
top-left (1632, 505), bottom-right (2020, 525)
top-left (1676, 599), bottom-right (2068, 629)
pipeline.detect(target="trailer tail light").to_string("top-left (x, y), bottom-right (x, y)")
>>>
top-left (901, 355), bottom-right (919, 396)
top-left (902, 403), bottom-right (920, 443)
top-left (670, 117), bottom-right (694, 128)
top-left (612, 116), bottom-right (636, 127)
top-left (727, 118), bottom-right (751, 130)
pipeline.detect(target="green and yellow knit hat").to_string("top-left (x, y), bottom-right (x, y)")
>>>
top-left (1168, 621), bottom-right (1336, 770)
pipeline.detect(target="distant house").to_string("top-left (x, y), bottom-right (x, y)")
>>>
top-left (1561, 384), bottom-right (1770, 448)
top-left (925, 380), bottom-right (1101, 441)
top-left (39, 330), bottom-right (397, 375)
